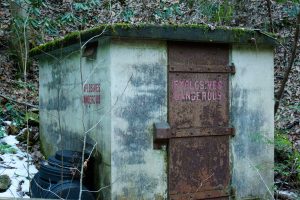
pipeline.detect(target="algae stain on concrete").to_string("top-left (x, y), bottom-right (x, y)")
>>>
top-left (113, 63), bottom-right (166, 167)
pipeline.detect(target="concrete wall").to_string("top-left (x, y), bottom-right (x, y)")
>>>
top-left (109, 39), bottom-right (168, 200)
top-left (231, 45), bottom-right (274, 200)
top-left (39, 38), bottom-right (112, 198)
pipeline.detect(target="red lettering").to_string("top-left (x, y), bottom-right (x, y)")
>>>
top-left (190, 92), bottom-right (196, 101)
top-left (217, 91), bottom-right (222, 100)
top-left (194, 81), bottom-right (199, 90)
top-left (83, 95), bottom-right (101, 104)
top-left (217, 81), bottom-right (223, 90)
top-left (199, 81), bottom-right (204, 90)
top-left (212, 91), bottom-right (217, 100)
top-left (185, 91), bottom-right (191, 101)
top-left (213, 81), bottom-right (217, 90)
top-left (202, 92), bottom-right (206, 101)
top-left (172, 79), bottom-right (224, 102)
top-left (83, 84), bottom-right (101, 93)
top-left (179, 80), bottom-right (185, 88)
top-left (196, 92), bottom-right (201, 100)
top-left (207, 92), bottom-right (212, 101)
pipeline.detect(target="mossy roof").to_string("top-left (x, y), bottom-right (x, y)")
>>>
top-left (29, 23), bottom-right (277, 57)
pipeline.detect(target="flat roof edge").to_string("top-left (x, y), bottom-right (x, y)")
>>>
top-left (29, 24), bottom-right (278, 57)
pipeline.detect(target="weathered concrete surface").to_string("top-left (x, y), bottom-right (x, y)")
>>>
top-left (110, 39), bottom-right (168, 200)
top-left (231, 45), bottom-right (274, 200)
top-left (39, 38), bottom-right (112, 198)
top-left (39, 38), bottom-right (168, 199)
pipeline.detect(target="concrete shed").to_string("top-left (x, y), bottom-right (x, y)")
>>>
top-left (31, 24), bottom-right (276, 200)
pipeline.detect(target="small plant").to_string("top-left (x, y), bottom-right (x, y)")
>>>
top-left (122, 8), bottom-right (134, 22)
top-left (0, 143), bottom-right (16, 154)
top-left (14, 80), bottom-right (36, 91)
top-left (274, 130), bottom-right (300, 188)
top-left (25, 112), bottom-right (39, 125)
top-left (289, 103), bottom-right (300, 112)
top-left (10, 16), bottom-right (29, 76)
top-left (154, 2), bottom-right (182, 20)
top-left (4, 103), bottom-right (25, 128)
top-left (197, 0), bottom-right (233, 25)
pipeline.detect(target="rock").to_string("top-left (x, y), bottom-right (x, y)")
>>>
top-left (0, 175), bottom-right (11, 192)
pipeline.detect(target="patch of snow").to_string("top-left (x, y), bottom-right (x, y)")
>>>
top-left (2, 135), bottom-right (19, 146)
top-left (3, 121), bottom-right (12, 126)
top-left (2, 121), bottom-right (12, 126)
top-left (278, 190), bottom-right (299, 199)
top-left (0, 134), bottom-right (38, 198)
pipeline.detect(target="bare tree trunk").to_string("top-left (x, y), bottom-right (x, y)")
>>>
top-left (275, 12), bottom-right (300, 114)
top-left (266, 0), bottom-right (274, 33)
top-left (9, 0), bottom-right (29, 75)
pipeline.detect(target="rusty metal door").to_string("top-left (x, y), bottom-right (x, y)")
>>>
top-left (154, 42), bottom-right (234, 200)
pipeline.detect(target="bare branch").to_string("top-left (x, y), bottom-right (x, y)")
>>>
top-left (266, 0), bottom-right (274, 33)
top-left (32, 178), bottom-right (64, 200)
top-left (83, 74), bottom-right (133, 136)
top-left (246, 158), bottom-right (275, 199)
top-left (0, 94), bottom-right (38, 108)
top-left (275, 12), bottom-right (300, 114)
top-left (81, 177), bottom-right (121, 193)
top-left (194, 173), bottom-right (214, 193)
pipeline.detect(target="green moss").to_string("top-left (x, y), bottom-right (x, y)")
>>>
top-left (30, 23), bottom-right (277, 57)
top-left (232, 27), bottom-right (252, 41)
top-left (0, 175), bottom-right (11, 192)
top-left (39, 131), bottom-right (53, 158)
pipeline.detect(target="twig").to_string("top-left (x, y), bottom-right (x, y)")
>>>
top-left (276, 159), bottom-right (298, 199)
top-left (32, 178), bottom-right (64, 200)
top-left (0, 163), bottom-right (16, 169)
top-left (0, 94), bottom-right (38, 108)
top-left (266, 0), bottom-right (274, 33)
top-left (83, 73), bottom-right (133, 136)
top-left (275, 12), bottom-right (300, 114)
top-left (258, 30), bottom-right (288, 52)
top-left (194, 173), bottom-right (214, 193)
top-left (0, 160), bottom-right (15, 175)
top-left (81, 177), bottom-right (121, 193)
top-left (246, 158), bottom-right (275, 200)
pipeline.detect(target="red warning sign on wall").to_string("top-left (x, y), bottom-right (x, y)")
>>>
top-left (83, 83), bottom-right (100, 104)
